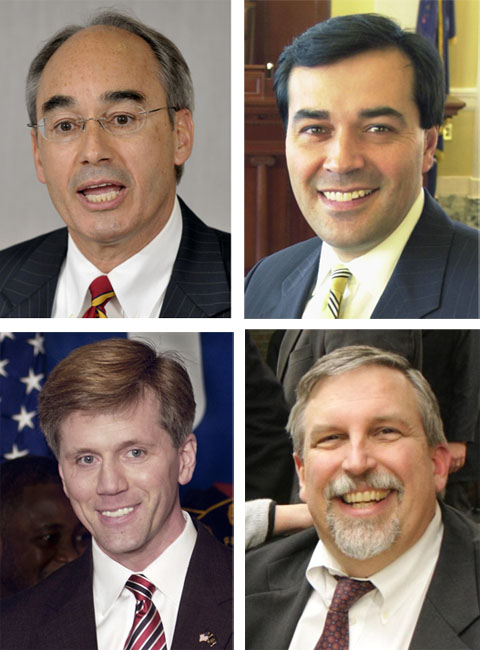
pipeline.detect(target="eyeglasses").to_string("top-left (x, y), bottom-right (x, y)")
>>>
top-left (28, 105), bottom-right (177, 143)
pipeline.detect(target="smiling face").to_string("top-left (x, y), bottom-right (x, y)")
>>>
top-left (32, 26), bottom-right (193, 270)
top-left (57, 391), bottom-right (196, 571)
top-left (285, 48), bottom-right (438, 261)
top-left (294, 365), bottom-right (450, 576)
top-left (1, 483), bottom-right (89, 596)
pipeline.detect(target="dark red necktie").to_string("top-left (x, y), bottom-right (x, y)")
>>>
top-left (82, 275), bottom-right (115, 318)
top-left (314, 577), bottom-right (374, 650)
top-left (124, 574), bottom-right (166, 650)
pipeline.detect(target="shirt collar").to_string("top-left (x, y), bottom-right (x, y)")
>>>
top-left (306, 502), bottom-right (443, 618)
top-left (314, 189), bottom-right (425, 295)
top-left (92, 510), bottom-right (197, 619)
top-left (61, 196), bottom-right (182, 317)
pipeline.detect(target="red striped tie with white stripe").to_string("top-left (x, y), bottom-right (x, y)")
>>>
top-left (124, 574), bottom-right (167, 650)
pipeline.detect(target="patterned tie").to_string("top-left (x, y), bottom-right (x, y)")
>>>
top-left (82, 275), bottom-right (115, 318)
top-left (124, 574), bottom-right (166, 650)
top-left (314, 577), bottom-right (374, 650)
top-left (324, 266), bottom-right (352, 319)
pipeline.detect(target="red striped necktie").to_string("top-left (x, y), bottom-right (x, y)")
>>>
top-left (82, 275), bottom-right (115, 318)
top-left (124, 574), bottom-right (166, 650)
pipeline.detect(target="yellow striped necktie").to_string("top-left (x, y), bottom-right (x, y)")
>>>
top-left (82, 275), bottom-right (115, 318)
top-left (324, 266), bottom-right (352, 319)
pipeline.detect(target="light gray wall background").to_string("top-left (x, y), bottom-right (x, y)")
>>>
top-left (0, 0), bottom-right (230, 248)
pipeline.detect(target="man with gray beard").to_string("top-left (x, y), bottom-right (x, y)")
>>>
top-left (246, 345), bottom-right (480, 650)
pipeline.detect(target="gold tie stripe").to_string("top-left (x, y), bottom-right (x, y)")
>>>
top-left (326, 266), bottom-right (352, 319)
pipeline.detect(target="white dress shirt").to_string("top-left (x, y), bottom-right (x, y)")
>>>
top-left (302, 190), bottom-right (424, 319)
top-left (51, 196), bottom-right (182, 318)
top-left (288, 504), bottom-right (443, 650)
top-left (93, 511), bottom-right (197, 650)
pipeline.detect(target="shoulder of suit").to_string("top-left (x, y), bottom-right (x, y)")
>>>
top-left (0, 227), bottom-right (67, 260)
top-left (247, 237), bottom-right (320, 282)
top-left (246, 527), bottom-right (318, 564)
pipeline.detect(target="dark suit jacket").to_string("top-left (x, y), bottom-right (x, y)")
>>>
top-left (246, 505), bottom-right (480, 650)
top-left (1, 523), bottom-right (232, 650)
top-left (245, 192), bottom-right (479, 318)
top-left (0, 198), bottom-right (230, 318)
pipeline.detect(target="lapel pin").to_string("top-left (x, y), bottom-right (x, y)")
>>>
top-left (199, 632), bottom-right (217, 646)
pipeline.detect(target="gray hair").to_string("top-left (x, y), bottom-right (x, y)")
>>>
top-left (26, 9), bottom-right (194, 182)
top-left (287, 345), bottom-right (446, 457)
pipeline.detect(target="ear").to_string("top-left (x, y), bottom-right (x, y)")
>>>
top-left (430, 444), bottom-right (451, 493)
top-left (31, 129), bottom-right (47, 184)
top-left (173, 109), bottom-right (194, 167)
top-left (178, 433), bottom-right (197, 486)
top-left (294, 452), bottom-right (307, 503)
top-left (58, 462), bottom-right (70, 499)
top-left (421, 126), bottom-right (439, 174)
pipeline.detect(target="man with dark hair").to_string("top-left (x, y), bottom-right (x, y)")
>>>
top-left (1, 338), bottom-right (232, 650)
top-left (0, 10), bottom-right (230, 318)
top-left (246, 345), bottom-right (480, 649)
top-left (0, 456), bottom-right (89, 598)
top-left (245, 13), bottom-right (478, 319)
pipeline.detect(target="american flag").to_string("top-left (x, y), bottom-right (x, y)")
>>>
top-left (0, 332), bottom-right (49, 460)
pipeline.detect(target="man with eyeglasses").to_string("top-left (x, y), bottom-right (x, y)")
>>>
top-left (0, 10), bottom-right (230, 318)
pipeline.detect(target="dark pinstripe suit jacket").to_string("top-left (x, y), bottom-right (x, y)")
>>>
top-left (244, 192), bottom-right (479, 319)
top-left (1, 523), bottom-right (233, 650)
top-left (0, 198), bottom-right (230, 318)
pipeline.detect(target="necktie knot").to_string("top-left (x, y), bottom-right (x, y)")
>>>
top-left (330, 577), bottom-right (374, 612)
top-left (314, 577), bottom-right (374, 650)
top-left (327, 266), bottom-right (352, 319)
top-left (83, 275), bottom-right (115, 318)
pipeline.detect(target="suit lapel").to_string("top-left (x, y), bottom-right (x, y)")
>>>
top-left (373, 194), bottom-right (454, 318)
top-left (172, 524), bottom-right (232, 650)
top-left (278, 245), bottom-right (320, 318)
top-left (160, 198), bottom-right (230, 318)
top-left (36, 547), bottom-right (98, 650)
top-left (0, 228), bottom-right (67, 317)
top-left (409, 505), bottom-right (480, 649)
top-left (246, 530), bottom-right (315, 650)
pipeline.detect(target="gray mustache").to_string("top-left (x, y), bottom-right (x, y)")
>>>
top-left (324, 470), bottom-right (404, 500)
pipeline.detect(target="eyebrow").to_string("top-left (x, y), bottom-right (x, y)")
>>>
top-left (358, 106), bottom-right (406, 123)
top-left (41, 89), bottom-right (147, 116)
top-left (291, 106), bottom-right (406, 124)
top-left (292, 109), bottom-right (330, 123)
top-left (99, 89), bottom-right (147, 105)
top-left (41, 94), bottom-right (78, 115)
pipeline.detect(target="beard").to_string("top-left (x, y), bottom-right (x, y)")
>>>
top-left (324, 470), bottom-right (404, 561)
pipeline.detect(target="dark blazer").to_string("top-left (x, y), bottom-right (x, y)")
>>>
top-left (0, 198), bottom-right (230, 318)
top-left (1, 523), bottom-right (232, 650)
top-left (245, 192), bottom-right (479, 319)
top-left (246, 505), bottom-right (480, 650)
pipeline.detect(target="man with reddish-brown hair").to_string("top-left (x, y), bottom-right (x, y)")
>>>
top-left (2, 338), bottom-right (232, 650)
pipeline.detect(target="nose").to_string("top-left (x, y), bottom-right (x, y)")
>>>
top-left (77, 119), bottom-right (114, 165)
top-left (341, 438), bottom-right (377, 476)
top-left (323, 128), bottom-right (365, 175)
top-left (96, 459), bottom-right (128, 496)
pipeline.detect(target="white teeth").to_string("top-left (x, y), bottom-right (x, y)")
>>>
top-left (101, 507), bottom-right (134, 518)
top-left (323, 189), bottom-right (373, 202)
top-left (342, 489), bottom-right (390, 504)
top-left (85, 190), bottom-right (120, 203)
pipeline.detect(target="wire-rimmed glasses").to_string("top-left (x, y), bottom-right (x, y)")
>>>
top-left (28, 105), bottom-right (177, 143)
